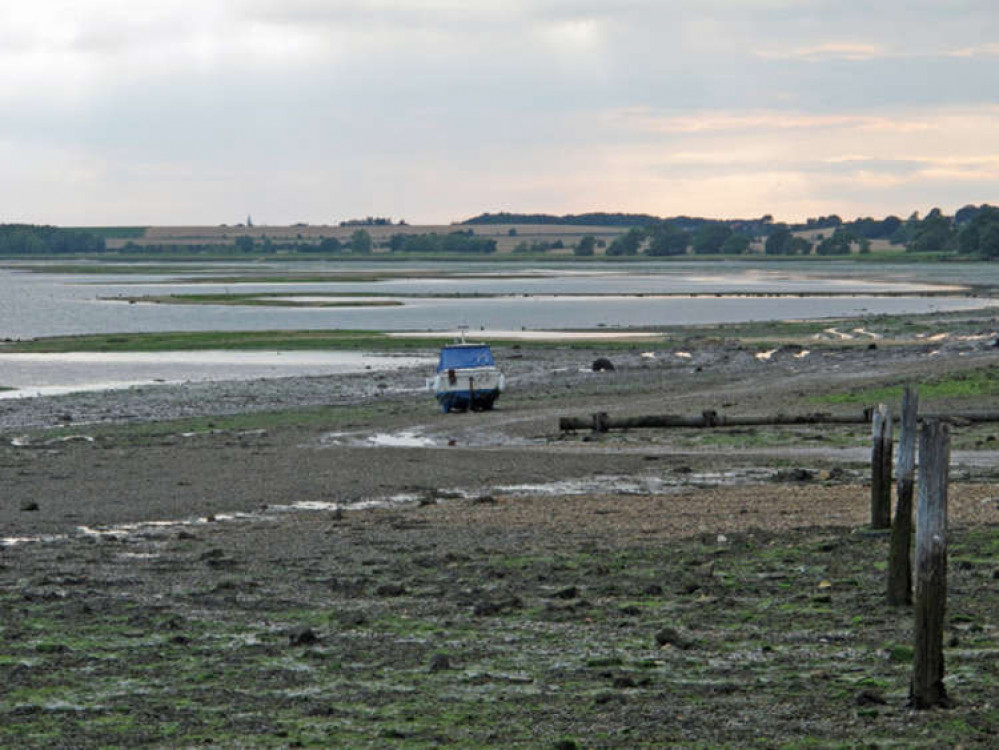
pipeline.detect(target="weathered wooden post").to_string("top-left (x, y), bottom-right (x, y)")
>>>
top-left (870, 403), bottom-right (893, 529)
top-left (910, 419), bottom-right (950, 709)
top-left (887, 387), bottom-right (918, 606)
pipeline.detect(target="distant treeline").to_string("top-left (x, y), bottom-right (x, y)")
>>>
top-left (464, 205), bottom-right (999, 258)
top-left (464, 211), bottom-right (664, 228)
top-left (4, 205), bottom-right (999, 259)
top-left (0, 224), bottom-right (106, 254)
top-left (387, 232), bottom-right (496, 254)
top-left (338, 217), bottom-right (408, 227)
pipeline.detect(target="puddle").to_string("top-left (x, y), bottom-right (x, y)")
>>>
top-left (322, 430), bottom-right (439, 448)
top-left (1, 468), bottom-right (785, 549)
top-left (1, 534), bottom-right (69, 547)
top-left (367, 431), bottom-right (437, 448)
top-left (11, 435), bottom-right (94, 448)
top-left (496, 469), bottom-right (777, 497)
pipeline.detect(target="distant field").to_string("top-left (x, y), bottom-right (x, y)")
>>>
top-left (72, 223), bottom-right (904, 259)
top-left (111, 223), bottom-right (626, 254)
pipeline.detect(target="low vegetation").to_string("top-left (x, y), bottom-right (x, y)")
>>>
top-left (3, 505), bottom-right (996, 747)
top-left (815, 367), bottom-right (999, 407)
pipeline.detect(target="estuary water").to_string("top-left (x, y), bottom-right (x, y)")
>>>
top-left (0, 259), bottom-right (994, 340)
top-left (0, 259), bottom-right (995, 396)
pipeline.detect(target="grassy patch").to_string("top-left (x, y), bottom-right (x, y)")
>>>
top-left (812, 367), bottom-right (999, 406)
top-left (112, 293), bottom-right (406, 308)
top-left (24, 401), bottom-right (410, 446)
top-left (1, 330), bottom-right (442, 353)
top-left (2, 328), bottom-right (672, 354)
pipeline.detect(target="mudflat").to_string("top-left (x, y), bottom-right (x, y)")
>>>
top-left (2, 322), bottom-right (999, 747)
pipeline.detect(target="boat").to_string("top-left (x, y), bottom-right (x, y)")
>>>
top-left (429, 339), bottom-right (505, 413)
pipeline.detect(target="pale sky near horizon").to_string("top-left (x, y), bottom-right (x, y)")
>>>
top-left (2, 0), bottom-right (998, 226)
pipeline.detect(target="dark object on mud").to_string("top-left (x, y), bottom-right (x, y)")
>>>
top-left (375, 583), bottom-right (407, 597)
top-left (772, 468), bottom-right (815, 483)
top-left (35, 643), bottom-right (69, 654)
top-left (20, 501), bottom-right (39, 512)
top-left (825, 467), bottom-right (849, 483)
top-left (428, 653), bottom-right (452, 672)
top-left (554, 586), bottom-right (579, 600)
top-left (471, 494), bottom-right (497, 505)
top-left (594, 692), bottom-right (626, 705)
top-left (591, 357), bottom-right (615, 372)
top-left (868, 343), bottom-right (878, 350)
top-left (855, 690), bottom-right (887, 706)
top-left (654, 626), bottom-right (695, 650)
top-left (288, 626), bottom-right (318, 646)
top-left (337, 610), bottom-right (368, 627)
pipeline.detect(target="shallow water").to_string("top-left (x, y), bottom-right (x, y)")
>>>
top-left (0, 260), bottom-right (994, 341)
top-left (0, 350), bottom-right (433, 398)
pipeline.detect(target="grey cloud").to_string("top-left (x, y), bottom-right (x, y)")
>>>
top-left (3, 0), bottom-right (999, 224)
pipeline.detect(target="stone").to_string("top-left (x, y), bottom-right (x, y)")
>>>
top-left (428, 653), bottom-right (452, 672)
top-left (591, 357), bottom-right (615, 372)
top-left (288, 627), bottom-right (318, 646)
top-left (655, 626), bottom-right (695, 650)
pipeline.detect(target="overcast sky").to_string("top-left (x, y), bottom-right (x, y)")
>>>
top-left (2, 0), bottom-right (998, 226)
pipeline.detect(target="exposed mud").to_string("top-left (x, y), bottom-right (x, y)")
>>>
top-left (2, 317), bottom-right (999, 746)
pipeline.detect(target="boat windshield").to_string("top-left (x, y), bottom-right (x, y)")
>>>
top-left (436, 345), bottom-right (495, 372)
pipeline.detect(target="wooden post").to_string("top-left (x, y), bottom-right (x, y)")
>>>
top-left (887, 387), bottom-right (918, 606)
top-left (870, 403), bottom-right (893, 529)
top-left (910, 419), bottom-right (950, 709)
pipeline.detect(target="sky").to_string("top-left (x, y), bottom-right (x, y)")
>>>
top-left (2, 0), bottom-right (998, 226)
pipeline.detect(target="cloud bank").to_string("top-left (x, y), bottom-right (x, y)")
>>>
top-left (1, 1), bottom-right (997, 224)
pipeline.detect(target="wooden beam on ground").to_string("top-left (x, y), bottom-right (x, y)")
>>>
top-left (558, 409), bottom-right (999, 433)
top-left (558, 411), bottom-right (870, 432)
